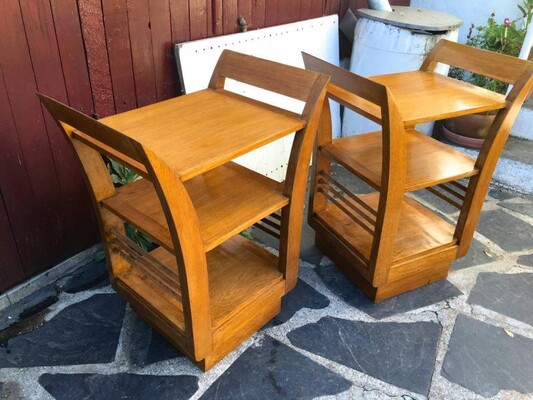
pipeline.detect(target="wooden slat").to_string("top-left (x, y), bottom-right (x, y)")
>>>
top-left (422, 39), bottom-right (529, 85)
top-left (150, 235), bottom-right (283, 330)
top-left (251, 0), bottom-right (266, 29)
top-left (20, 0), bottom-right (97, 258)
top-left (78, 0), bottom-right (115, 117)
top-left (264, 0), bottom-right (280, 27)
top-left (321, 130), bottom-right (478, 192)
top-left (0, 192), bottom-right (25, 292)
top-left (102, 0), bottom-right (138, 113)
top-left (223, 0), bottom-right (238, 34)
top-left (316, 193), bottom-right (456, 263)
top-left (238, 0), bottom-right (253, 29)
top-left (50, 0), bottom-right (95, 116)
top-left (189, 0), bottom-right (208, 40)
top-left (310, 0), bottom-right (324, 17)
top-left (426, 187), bottom-right (462, 209)
top-left (0, 0), bottom-right (68, 275)
top-left (170, 0), bottom-right (191, 43)
top-left (127, 0), bottom-right (158, 107)
top-left (149, 0), bottom-right (177, 101)
top-left (101, 162), bottom-right (289, 252)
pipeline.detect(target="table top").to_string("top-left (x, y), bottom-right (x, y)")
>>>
top-left (371, 71), bottom-right (507, 125)
top-left (99, 89), bottom-right (305, 181)
top-left (328, 70), bottom-right (507, 127)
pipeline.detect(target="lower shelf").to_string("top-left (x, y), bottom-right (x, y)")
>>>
top-left (314, 192), bottom-right (457, 264)
top-left (115, 234), bottom-right (283, 330)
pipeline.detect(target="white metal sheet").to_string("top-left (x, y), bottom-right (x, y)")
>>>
top-left (175, 15), bottom-right (340, 181)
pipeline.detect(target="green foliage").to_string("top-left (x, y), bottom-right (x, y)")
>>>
top-left (107, 158), bottom-right (141, 185)
top-left (94, 159), bottom-right (156, 262)
top-left (451, 0), bottom-right (533, 94)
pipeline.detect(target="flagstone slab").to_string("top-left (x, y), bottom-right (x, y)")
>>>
top-left (62, 261), bottom-right (109, 293)
top-left (200, 337), bottom-right (351, 399)
top-left (517, 253), bottom-right (533, 267)
top-left (498, 202), bottom-right (533, 219)
top-left (468, 272), bottom-right (533, 326)
top-left (0, 294), bottom-right (125, 368)
top-left (268, 278), bottom-right (330, 327)
top-left (39, 373), bottom-right (198, 400)
top-left (442, 315), bottom-right (533, 397)
top-left (288, 317), bottom-right (441, 395)
top-left (315, 263), bottom-right (461, 319)
top-left (451, 238), bottom-right (494, 270)
top-left (476, 210), bottom-right (533, 252)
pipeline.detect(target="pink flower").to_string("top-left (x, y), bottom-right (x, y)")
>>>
top-left (504, 17), bottom-right (512, 26)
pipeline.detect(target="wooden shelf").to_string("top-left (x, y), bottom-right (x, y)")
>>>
top-left (114, 234), bottom-right (284, 334)
top-left (370, 71), bottom-right (507, 125)
top-left (99, 89), bottom-right (305, 181)
top-left (321, 130), bottom-right (478, 191)
top-left (314, 192), bottom-right (456, 264)
top-left (102, 162), bottom-right (288, 252)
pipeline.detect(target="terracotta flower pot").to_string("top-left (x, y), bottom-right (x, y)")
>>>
top-left (441, 112), bottom-right (497, 149)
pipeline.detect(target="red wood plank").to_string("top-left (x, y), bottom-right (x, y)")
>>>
top-left (127, 0), bottom-right (158, 107)
top-left (211, 0), bottom-right (223, 35)
top-left (264, 0), bottom-right (280, 27)
top-left (79, 0), bottom-right (115, 118)
top-left (170, 0), bottom-right (191, 42)
top-left (340, 0), bottom-right (349, 16)
top-left (19, 0), bottom-right (97, 259)
top-left (300, 0), bottom-right (313, 21)
top-left (149, 0), bottom-right (177, 101)
top-left (238, 0), bottom-right (253, 29)
top-left (50, 0), bottom-right (95, 116)
top-left (326, 0), bottom-right (341, 14)
top-left (285, 0), bottom-right (300, 23)
top-left (223, 0), bottom-right (238, 34)
top-left (252, 0), bottom-right (266, 29)
top-left (0, 191), bottom-right (24, 292)
top-left (0, 0), bottom-right (66, 276)
top-left (310, 0), bottom-right (324, 18)
top-left (102, 0), bottom-right (137, 113)
top-left (190, 0), bottom-right (209, 40)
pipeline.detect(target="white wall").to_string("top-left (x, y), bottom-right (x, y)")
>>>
top-left (411, 0), bottom-right (523, 43)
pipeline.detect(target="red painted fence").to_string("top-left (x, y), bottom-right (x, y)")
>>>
top-left (0, 0), bottom-right (409, 292)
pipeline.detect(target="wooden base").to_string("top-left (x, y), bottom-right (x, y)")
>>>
top-left (315, 231), bottom-right (453, 302)
top-left (112, 234), bottom-right (286, 370)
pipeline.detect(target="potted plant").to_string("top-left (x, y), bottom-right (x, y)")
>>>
top-left (441, 0), bottom-right (533, 148)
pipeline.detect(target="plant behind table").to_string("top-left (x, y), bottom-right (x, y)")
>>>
top-left (450, 0), bottom-right (533, 94)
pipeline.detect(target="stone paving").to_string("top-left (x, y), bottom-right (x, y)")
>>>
top-left (0, 167), bottom-right (532, 399)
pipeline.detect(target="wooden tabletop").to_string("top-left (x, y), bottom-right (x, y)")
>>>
top-left (99, 89), bottom-right (305, 181)
top-left (328, 71), bottom-right (507, 126)
top-left (371, 71), bottom-right (507, 125)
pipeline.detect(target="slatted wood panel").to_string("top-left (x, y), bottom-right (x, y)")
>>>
top-left (0, 0), bottom-right (409, 292)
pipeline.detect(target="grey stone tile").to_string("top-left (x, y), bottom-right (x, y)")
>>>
top-left (517, 253), bottom-right (533, 267)
top-left (0, 294), bottom-right (125, 368)
top-left (488, 187), bottom-right (517, 201)
top-left (476, 209), bottom-right (533, 252)
top-left (288, 317), bottom-right (441, 395)
top-left (39, 373), bottom-right (198, 400)
top-left (0, 284), bottom-right (58, 331)
top-left (409, 189), bottom-right (459, 215)
top-left (442, 315), bottom-right (533, 397)
top-left (267, 278), bottom-right (330, 327)
top-left (200, 337), bottom-right (351, 399)
top-left (499, 202), bottom-right (533, 219)
top-left (145, 330), bottom-right (184, 365)
top-left (315, 263), bottom-right (461, 319)
top-left (61, 261), bottom-right (109, 293)
top-left (468, 273), bottom-right (533, 326)
top-left (451, 238), bottom-right (494, 271)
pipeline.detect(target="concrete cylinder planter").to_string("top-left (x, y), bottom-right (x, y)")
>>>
top-left (441, 112), bottom-right (497, 149)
